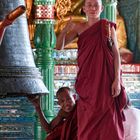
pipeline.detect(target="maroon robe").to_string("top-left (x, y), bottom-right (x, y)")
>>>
top-left (75, 19), bottom-right (127, 140)
top-left (46, 105), bottom-right (77, 140)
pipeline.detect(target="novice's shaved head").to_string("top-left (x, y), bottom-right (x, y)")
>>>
top-left (83, 0), bottom-right (102, 4)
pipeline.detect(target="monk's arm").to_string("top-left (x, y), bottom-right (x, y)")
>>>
top-left (33, 102), bottom-right (52, 133)
top-left (50, 109), bottom-right (69, 129)
top-left (56, 21), bottom-right (78, 50)
top-left (28, 96), bottom-right (53, 133)
top-left (35, 107), bottom-right (68, 132)
top-left (28, 96), bottom-right (67, 133)
top-left (111, 26), bottom-right (121, 97)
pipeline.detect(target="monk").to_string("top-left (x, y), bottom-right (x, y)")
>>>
top-left (56, 0), bottom-right (127, 139)
top-left (28, 87), bottom-right (77, 140)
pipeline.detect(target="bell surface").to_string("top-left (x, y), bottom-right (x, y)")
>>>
top-left (0, 0), bottom-right (49, 97)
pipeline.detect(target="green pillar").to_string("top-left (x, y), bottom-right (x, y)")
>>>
top-left (101, 0), bottom-right (117, 22)
top-left (33, 0), bottom-right (56, 139)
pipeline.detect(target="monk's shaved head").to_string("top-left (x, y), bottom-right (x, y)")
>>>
top-left (83, 0), bottom-right (102, 5)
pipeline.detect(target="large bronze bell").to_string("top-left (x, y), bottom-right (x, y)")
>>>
top-left (0, 0), bottom-right (49, 97)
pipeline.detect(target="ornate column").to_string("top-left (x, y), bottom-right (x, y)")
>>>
top-left (33, 0), bottom-right (56, 139)
top-left (101, 0), bottom-right (117, 22)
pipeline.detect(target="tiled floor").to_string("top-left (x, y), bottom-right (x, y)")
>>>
top-left (122, 64), bottom-right (140, 109)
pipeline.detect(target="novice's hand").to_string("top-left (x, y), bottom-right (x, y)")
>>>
top-left (111, 80), bottom-right (121, 97)
top-left (27, 95), bottom-right (41, 108)
top-left (62, 16), bottom-right (75, 33)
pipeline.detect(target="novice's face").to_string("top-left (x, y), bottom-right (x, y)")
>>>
top-left (57, 90), bottom-right (75, 113)
top-left (83, 0), bottom-right (103, 19)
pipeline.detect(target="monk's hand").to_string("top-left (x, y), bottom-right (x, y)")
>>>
top-left (111, 80), bottom-right (121, 97)
top-left (27, 95), bottom-right (41, 108)
top-left (58, 109), bottom-right (70, 118)
top-left (62, 16), bottom-right (75, 33)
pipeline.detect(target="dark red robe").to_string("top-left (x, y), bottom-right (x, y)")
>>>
top-left (46, 105), bottom-right (77, 140)
top-left (75, 19), bottom-right (127, 140)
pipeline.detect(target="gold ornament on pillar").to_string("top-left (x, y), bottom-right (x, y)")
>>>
top-left (55, 0), bottom-right (72, 19)
top-left (54, 0), bottom-right (85, 49)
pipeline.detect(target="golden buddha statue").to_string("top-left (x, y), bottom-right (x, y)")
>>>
top-left (116, 9), bottom-right (127, 49)
top-left (116, 9), bottom-right (133, 63)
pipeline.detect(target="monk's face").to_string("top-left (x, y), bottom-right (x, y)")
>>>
top-left (83, 0), bottom-right (103, 18)
top-left (57, 90), bottom-right (75, 112)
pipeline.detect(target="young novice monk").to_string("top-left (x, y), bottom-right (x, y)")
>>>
top-left (28, 87), bottom-right (77, 140)
top-left (56, 0), bottom-right (127, 140)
